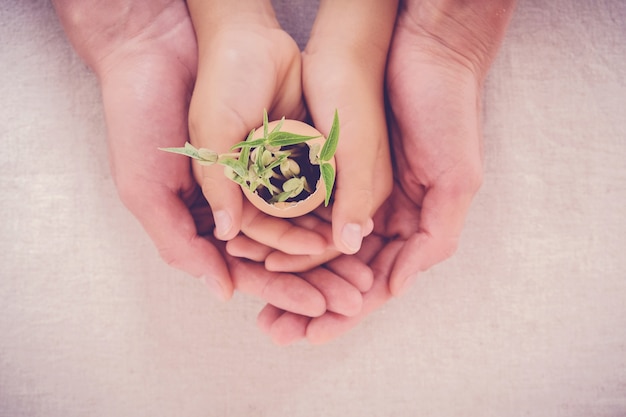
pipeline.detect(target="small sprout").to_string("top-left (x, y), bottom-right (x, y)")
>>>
top-left (280, 158), bottom-right (301, 179)
top-left (283, 177), bottom-right (305, 197)
top-left (261, 150), bottom-right (274, 166)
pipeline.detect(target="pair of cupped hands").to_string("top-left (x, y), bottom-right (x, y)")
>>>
top-left (56, 0), bottom-right (488, 345)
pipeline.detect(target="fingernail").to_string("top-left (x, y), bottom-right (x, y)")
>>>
top-left (202, 275), bottom-right (226, 301)
top-left (341, 223), bottom-right (363, 253)
top-left (213, 210), bottom-right (232, 239)
top-left (397, 273), bottom-right (418, 297)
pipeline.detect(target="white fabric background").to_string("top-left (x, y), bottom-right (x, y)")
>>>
top-left (1, 1), bottom-right (625, 416)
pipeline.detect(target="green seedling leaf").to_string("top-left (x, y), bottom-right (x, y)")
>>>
top-left (271, 116), bottom-right (285, 134)
top-left (321, 162), bottom-right (335, 207)
top-left (255, 144), bottom-right (266, 173)
top-left (197, 148), bottom-right (218, 163)
top-left (283, 177), bottom-right (305, 195)
top-left (159, 142), bottom-right (219, 166)
top-left (224, 166), bottom-right (245, 186)
top-left (320, 109), bottom-right (339, 162)
top-left (268, 131), bottom-right (321, 147)
top-left (219, 156), bottom-right (247, 179)
top-left (261, 150), bottom-right (274, 166)
top-left (263, 108), bottom-right (269, 138)
top-left (265, 153), bottom-right (289, 172)
top-left (280, 158), bottom-right (300, 178)
top-left (230, 138), bottom-right (266, 150)
top-left (238, 128), bottom-right (255, 165)
top-left (269, 190), bottom-right (293, 204)
top-left (159, 143), bottom-right (200, 159)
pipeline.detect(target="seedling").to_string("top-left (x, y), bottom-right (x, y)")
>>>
top-left (160, 110), bottom-right (339, 208)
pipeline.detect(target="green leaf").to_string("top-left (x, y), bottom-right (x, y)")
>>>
top-left (265, 153), bottom-right (289, 171)
top-left (239, 128), bottom-right (255, 165)
top-left (271, 116), bottom-right (285, 134)
top-left (255, 144), bottom-right (266, 172)
top-left (267, 131), bottom-right (320, 147)
top-left (184, 141), bottom-right (197, 151)
top-left (269, 190), bottom-right (293, 204)
top-left (321, 162), bottom-right (335, 207)
top-left (263, 108), bottom-right (269, 138)
top-left (320, 109), bottom-right (339, 162)
top-left (282, 177), bottom-right (305, 196)
top-left (230, 138), bottom-right (266, 150)
top-left (218, 157), bottom-right (247, 179)
top-left (159, 143), bottom-right (200, 159)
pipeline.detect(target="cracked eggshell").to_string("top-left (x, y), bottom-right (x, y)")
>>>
top-left (243, 119), bottom-right (335, 218)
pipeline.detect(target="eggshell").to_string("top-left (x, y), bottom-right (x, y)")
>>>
top-left (241, 119), bottom-right (335, 218)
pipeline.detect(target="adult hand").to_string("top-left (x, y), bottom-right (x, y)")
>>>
top-left (53, 0), bottom-right (235, 299)
top-left (53, 0), bottom-right (365, 318)
top-left (254, 0), bottom-right (516, 344)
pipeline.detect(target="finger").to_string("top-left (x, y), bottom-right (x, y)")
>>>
top-left (331, 108), bottom-right (392, 254)
top-left (262, 213), bottom-right (342, 271)
top-left (187, 85), bottom-right (258, 241)
top-left (228, 257), bottom-right (326, 318)
top-left (265, 248), bottom-right (341, 273)
top-left (239, 201), bottom-right (327, 255)
top-left (324, 253), bottom-right (374, 293)
top-left (390, 176), bottom-right (480, 296)
top-left (301, 267), bottom-right (363, 317)
top-left (121, 186), bottom-right (233, 301)
top-left (255, 235), bottom-right (389, 344)
top-left (187, 57), bottom-right (264, 241)
top-left (257, 304), bottom-right (285, 334)
top-left (226, 235), bottom-right (273, 262)
top-left (188, 98), bottom-right (251, 241)
top-left (304, 83), bottom-right (392, 255)
top-left (306, 240), bottom-right (401, 344)
top-left (266, 312), bottom-right (311, 346)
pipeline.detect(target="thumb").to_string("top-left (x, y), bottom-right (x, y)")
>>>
top-left (389, 180), bottom-right (477, 296)
top-left (188, 72), bottom-right (259, 241)
top-left (320, 108), bottom-right (392, 255)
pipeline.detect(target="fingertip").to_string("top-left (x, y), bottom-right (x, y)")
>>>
top-left (269, 313), bottom-right (310, 346)
top-left (335, 219), bottom-right (372, 255)
top-left (213, 209), bottom-right (240, 240)
top-left (201, 274), bottom-right (235, 302)
top-left (331, 191), bottom-right (374, 254)
top-left (257, 304), bottom-right (283, 334)
top-left (305, 313), bottom-right (351, 345)
top-left (388, 234), bottom-right (424, 297)
top-left (391, 272), bottom-right (419, 298)
top-left (199, 171), bottom-right (243, 241)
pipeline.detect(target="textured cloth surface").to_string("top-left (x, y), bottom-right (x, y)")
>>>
top-left (1, 1), bottom-right (625, 416)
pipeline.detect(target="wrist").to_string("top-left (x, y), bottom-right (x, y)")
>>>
top-left (402, 0), bottom-right (516, 79)
top-left (305, 0), bottom-right (398, 79)
top-left (52, 0), bottom-right (184, 73)
top-left (305, 0), bottom-right (398, 62)
top-left (187, 0), bottom-right (279, 47)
